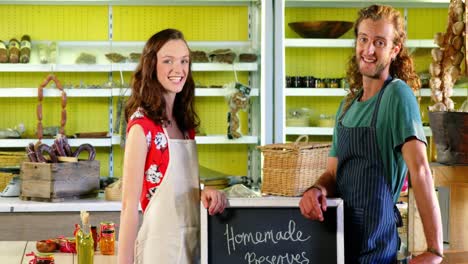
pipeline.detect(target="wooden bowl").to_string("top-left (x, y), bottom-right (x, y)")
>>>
top-left (289, 21), bottom-right (354, 38)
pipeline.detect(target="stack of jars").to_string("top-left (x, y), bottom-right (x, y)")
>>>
top-left (285, 76), bottom-right (347, 88)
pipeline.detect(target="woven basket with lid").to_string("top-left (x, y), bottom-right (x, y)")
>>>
top-left (257, 135), bottom-right (331, 196)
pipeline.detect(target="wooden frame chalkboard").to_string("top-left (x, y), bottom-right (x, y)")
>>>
top-left (201, 197), bottom-right (344, 264)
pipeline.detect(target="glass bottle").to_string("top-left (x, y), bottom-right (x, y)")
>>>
top-left (76, 223), bottom-right (94, 264)
top-left (91, 226), bottom-right (98, 251)
top-left (99, 229), bottom-right (115, 255)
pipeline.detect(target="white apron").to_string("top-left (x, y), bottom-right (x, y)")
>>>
top-left (134, 133), bottom-right (200, 264)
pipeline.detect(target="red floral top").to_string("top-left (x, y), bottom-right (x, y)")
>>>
top-left (126, 108), bottom-right (195, 212)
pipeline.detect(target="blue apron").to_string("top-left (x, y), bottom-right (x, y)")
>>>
top-left (336, 78), bottom-right (401, 264)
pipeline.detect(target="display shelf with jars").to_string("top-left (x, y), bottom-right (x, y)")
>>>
top-left (0, 3), bottom-right (265, 183)
top-left (275, 1), bottom-right (460, 143)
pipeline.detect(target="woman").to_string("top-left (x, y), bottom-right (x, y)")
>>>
top-left (118, 29), bottom-right (227, 264)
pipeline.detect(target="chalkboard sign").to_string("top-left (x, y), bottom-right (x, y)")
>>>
top-left (201, 197), bottom-right (343, 264)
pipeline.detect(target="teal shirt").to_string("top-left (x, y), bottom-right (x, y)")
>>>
top-left (329, 79), bottom-right (427, 202)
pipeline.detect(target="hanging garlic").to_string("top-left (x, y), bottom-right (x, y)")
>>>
top-left (431, 89), bottom-right (444, 102)
top-left (443, 86), bottom-right (454, 97)
top-left (430, 77), bottom-right (442, 90)
top-left (451, 52), bottom-right (464, 65)
top-left (448, 65), bottom-right (461, 81)
top-left (451, 35), bottom-right (463, 50)
top-left (429, 102), bottom-right (448, 112)
top-left (434, 32), bottom-right (445, 47)
top-left (429, 63), bottom-right (441, 76)
top-left (452, 21), bottom-right (465, 35)
top-left (431, 48), bottom-right (443, 62)
top-left (444, 98), bottom-right (455, 110)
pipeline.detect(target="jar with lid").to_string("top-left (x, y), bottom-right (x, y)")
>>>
top-left (36, 253), bottom-right (55, 264)
top-left (315, 78), bottom-right (325, 88)
top-left (26, 252), bottom-right (55, 264)
top-left (329, 79), bottom-right (339, 88)
top-left (100, 221), bottom-right (115, 233)
top-left (99, 229), bottom-right (115, 255)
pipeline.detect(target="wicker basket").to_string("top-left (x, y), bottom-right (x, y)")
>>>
top-left (0, 151), bottom-right (27, 167)
top-left (0, 172), bottom-right (14, 191)
top-left (257, 135), bottom-right (331, 196)
top-left (105, 179), bottom-right (122, 201)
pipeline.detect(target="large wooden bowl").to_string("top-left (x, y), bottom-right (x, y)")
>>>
top-left (289, 21), bottom-right (354, 38)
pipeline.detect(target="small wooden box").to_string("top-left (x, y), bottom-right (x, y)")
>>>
top-left (20, 160), bottom-right (100, 202)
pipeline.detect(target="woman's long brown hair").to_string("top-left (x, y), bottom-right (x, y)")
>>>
top-left (125, 28), bottom-right (199, 132)
top-left (343, 5), bottom-right (421, 112)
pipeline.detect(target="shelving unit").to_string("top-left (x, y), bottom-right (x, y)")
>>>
top-left (274, 0), bottom-right (454, 143)
top-left (0, 1), bottom-right (268, 183)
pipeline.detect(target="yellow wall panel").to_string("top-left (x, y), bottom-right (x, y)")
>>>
top-left (0, 5), bottom-right (108, 40)
top-left (286, 48), bottom-right (352, 78)
top-left (112, 6), bottom-right (249, 41)
top-left (407, 9), bottom-right (447, 39)
top-left (198, 145), bottom-right (248, 176)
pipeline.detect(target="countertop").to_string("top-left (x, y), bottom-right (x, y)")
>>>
top-left (1, 241), bottom-right (467, 264)
top-left (0, 241), bottom-right (117, 264)
top-left (0, 195), bottom-right (123, 213)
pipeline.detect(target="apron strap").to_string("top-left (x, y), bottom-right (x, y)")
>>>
top-left (370, 77), bottom-right (393, 127)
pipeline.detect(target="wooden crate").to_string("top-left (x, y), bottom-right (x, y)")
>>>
top-left (20, 160), bottom-right (100, 202)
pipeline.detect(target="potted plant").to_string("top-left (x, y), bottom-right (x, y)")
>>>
top-left (428, 0), bottom-right (468, 165)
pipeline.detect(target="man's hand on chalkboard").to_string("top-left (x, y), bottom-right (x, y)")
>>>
top-left (201, 188), bottom-right (227, 215)
top-left (299, 186), bottom-right (327, 222)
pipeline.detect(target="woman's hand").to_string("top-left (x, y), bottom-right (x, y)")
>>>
top-left (201, 188), bottom-right (227, 215)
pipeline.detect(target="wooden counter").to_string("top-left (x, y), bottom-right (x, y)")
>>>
top-left (409, 164), bottom-right (468, 252)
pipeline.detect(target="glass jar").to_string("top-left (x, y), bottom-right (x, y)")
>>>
top-left (99, 229), bottom-right (115, 255)
top-left (329, 78), bottom-right (339, 88)
top-left (36, 254), bottom-right (55, 264)
top-left (315, 79), bottom-right (324, 88)
top-left (100, 221), bottom-right (115, 233)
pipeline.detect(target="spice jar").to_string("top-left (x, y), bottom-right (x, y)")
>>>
top-left (0, 40), bottom-right (7, 63)
top-left (315, 79), bottom-right (324, 88)
top-left (329, 79), bottom-right (339, 88)
top-left (99, 229), bottom-right (115, 255)
top-left (20, 34), bottom-right (31, 63)
top-left (8, 38), bottom-right (20, 63)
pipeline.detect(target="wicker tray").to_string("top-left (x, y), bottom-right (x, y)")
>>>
top-left (257, 135), bottom-right (331, 196)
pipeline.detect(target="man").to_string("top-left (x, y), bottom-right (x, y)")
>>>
top-left (299, 5), bottom-right (443, 264)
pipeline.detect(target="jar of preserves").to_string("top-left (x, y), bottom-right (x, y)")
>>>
top-left (26, 252), bottom-right (55, 264)
top-left (100, 221), bottom-right (115, 233)
top-left (99, 229), bottom-right (115, 255)
top-left (36, 253), bottom-right (55, 264)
